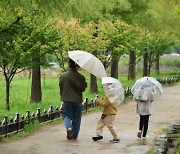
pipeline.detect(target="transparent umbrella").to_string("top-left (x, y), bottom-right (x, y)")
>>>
top-left (131, 76), bottom-right (163, 101)
top-left (102, 77), bottom-right (124, 108)
top-left (68, 50), bottom-right (107, 78)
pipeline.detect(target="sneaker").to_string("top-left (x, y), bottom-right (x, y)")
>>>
top-left (137, 131), bottom-right (142, 138)
top-left (142, 137), bottom-right (147, 140)
top-left (110, 139), bottom-right (120, 143)
top-left (67, 128), bottom-right (72, 140)
top-left (92, 136), bottom-right (103, 141)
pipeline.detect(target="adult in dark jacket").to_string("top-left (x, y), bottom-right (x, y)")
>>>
top-left (59, 59), bottom-right (87, 140)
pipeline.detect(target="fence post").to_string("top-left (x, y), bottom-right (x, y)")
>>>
top-left (14, 113), bottom-right (20, 133)
top-left (2, 115), bottom-right (8, 137)
top-left (55, 106), bottom-right (60, 118)
top-left (85, 97), bottom-right (88, 113)
top-left (94, 95), bottom-right (98, 108)
top-left (60, 104), bottom-right (63, 117)
top-left (48, 105), bottom-right (53, 121)
top-left (26, 110), bottom-right (31, 124)
top-left (36, 108), bottom-right (41, 121)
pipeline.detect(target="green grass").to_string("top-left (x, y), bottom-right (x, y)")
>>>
top-left (147, 151), bottom-right (158, 154)
top-left (174, 135), bottom-right (180, 154)
top-left (0, 76), bottom-right (60, 121)
top-left (0, 76), bottom-right (59, 121)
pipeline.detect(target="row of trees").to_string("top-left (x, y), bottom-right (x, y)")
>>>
top-left (0, 0), bottom-right (179, 110)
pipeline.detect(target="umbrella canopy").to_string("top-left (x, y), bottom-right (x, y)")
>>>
top-left (68, 50), bottom-right (107, 78)
top-left (131, 76), bottom-right (163, 101)
top-left (102, 77), bottom-right (124, 108)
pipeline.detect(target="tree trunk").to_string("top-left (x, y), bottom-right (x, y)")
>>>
top-left (5, 78), bottom-right (10, 110)
top-left (148, 62), bottom-right (151, 75)
top-left (111, 56), bottom-right (120, 79)
top-left (30, 50), bottom-right (42, 103)
top-left (143, 52), bottom-right (148, 77)
top-left (128, 51), bottom-right (136, 80)
top-left (89, 74), bottom-right (98, 93)
top-left (155, 53), bottom-right (160, 75)
top-left (31, 66), bottom-right (42, 103)
top-left (89, 50), bottom-right (98, 93)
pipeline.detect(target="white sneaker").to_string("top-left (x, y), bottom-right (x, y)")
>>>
top-left (142, 137), bottom-right (147, 140)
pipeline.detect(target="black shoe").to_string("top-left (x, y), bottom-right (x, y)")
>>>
top-left (110, 139), bottom-right (120, 143)
top-left (92, 136), bottom-right (103, 141)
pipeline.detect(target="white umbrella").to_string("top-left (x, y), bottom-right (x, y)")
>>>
top-left (68, 50), bottom-right (107, 78)
top-left (131, 76), bottom-right (163, 101)
top-left (102, 77), bottom-right (124, 108)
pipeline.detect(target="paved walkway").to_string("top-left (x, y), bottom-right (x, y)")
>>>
top-left (0, 85), bottom-right (180, 154)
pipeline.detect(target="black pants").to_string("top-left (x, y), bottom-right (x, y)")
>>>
top-left (139, 115), bottom-right (149, 137)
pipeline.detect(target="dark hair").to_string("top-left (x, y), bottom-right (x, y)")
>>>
top-left (69, 58), bottom-right (77, 69)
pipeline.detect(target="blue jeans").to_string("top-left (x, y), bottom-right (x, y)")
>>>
top-left (62, 101), bottom-right (82, 139)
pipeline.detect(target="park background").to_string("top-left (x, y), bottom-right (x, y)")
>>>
top-left (0, 0), bottom-right (180, 153)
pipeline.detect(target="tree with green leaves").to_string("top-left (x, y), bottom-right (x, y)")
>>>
top-left (55, 19), bottom-right (110, 93)
top-left (0, 11), bottom-right (60, 109)
top-left (138, 31), bottom-right (175, 76)
top-left (0, 15), bottom-right (34, 110)
top-left (98, 19), bottom-right (138, 79)
top-left (149, 32), bottom-right (175, 75)
top-left (84, 21), bottom-right (110, 93)
top-left (29, 21), bottom-right (60, 103)
top-left (127, 26), bottom-right (142, 80)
